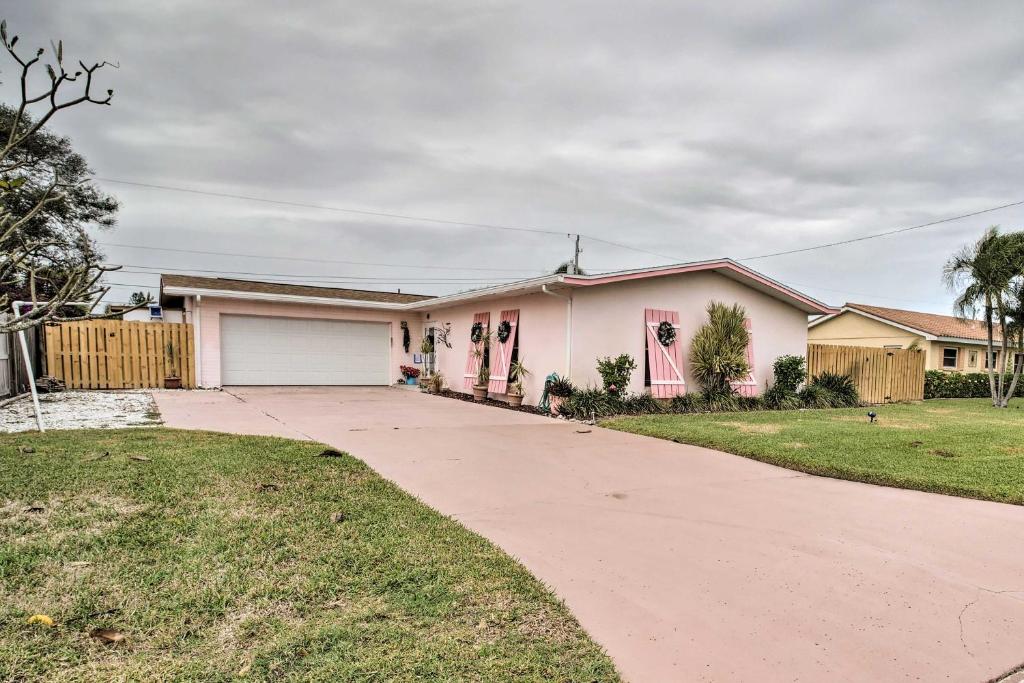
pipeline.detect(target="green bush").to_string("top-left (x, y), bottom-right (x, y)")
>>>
top-left (809, 371), bottom-right (859, 406)
top-left (596, 354), bottom-right (638, 393)
top-left (620, 393), bottom-right (664, 415)
top-left (924, 370), bottom-right (1024, 399)
top-left (545, 374), bottom-right (576, 398)
top-left (559, 387), bottom-right (619, 418)
top-left (772, 355), bottom-right (806, 392)
top-left (763, 383), bottom-right (803, 410)
top-left (690, 301), bottom-right (750, 396)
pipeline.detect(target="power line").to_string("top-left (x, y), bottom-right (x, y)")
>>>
top-left (114, 265), bottom-right (523, 283)
top-left (98, 241), bottom-right (546, 274)
top-left (738, 200), bottom-right (1024, 261)
top-left (96, 178), bottom-right (567, 237)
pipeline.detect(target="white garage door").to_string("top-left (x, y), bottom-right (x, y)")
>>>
top-left (220, 315), bottom-right (390, 385)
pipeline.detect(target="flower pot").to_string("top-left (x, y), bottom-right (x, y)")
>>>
top-left (507, 393), bottom-right (523, 408)
top-left (164, 376), bottom-right (182, 390)
top-left (472, 385), bottom-right (488, 401)
top-left (548, 395), bottom-right (564, 415)
top-left (405, 376), bottom-right (418, 385)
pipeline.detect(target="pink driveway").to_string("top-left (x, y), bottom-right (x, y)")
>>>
top-left (154, 387), bottom-right (1024, 682)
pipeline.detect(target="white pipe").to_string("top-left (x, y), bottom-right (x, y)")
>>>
top-left (192, 295), bottom-right (203, 387)
top-left (541, 285), bottom-right (572, 379)
top-left (11, 302), bottom-right (44, 432)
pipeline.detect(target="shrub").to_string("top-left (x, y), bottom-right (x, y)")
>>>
top-left (669, 393), bottom-right (705, 413)
top-left (560, 387), bottom-right (618, 418)
top-left (690, 302), bottom-right (750, 396)
top-left (924, 370), bottom-right (1024, 399)
top-left (763, 383), bottom-right (803, 410)
top-left (772, 355), bottom-right (806, 392)
top-left (545, 374), bottom-right (576, 398)
top-left (810, 371), bottom-right (859, 406)
top-left (620, 393), bottom-right (664, 415)
top-left (596, 354), bottom-right (638, 393)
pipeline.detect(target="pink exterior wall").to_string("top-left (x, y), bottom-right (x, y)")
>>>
top-left (569, 271), bottom-right (809, 395)
top-left (189, 296), bottom-right (423, 387)
top-left (428, 293), bottom-right (569, 405)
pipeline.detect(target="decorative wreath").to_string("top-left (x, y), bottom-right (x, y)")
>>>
top-left (470, 322), bottom-right (484, 343)
top-left (496, 320), bottom-right (512, 343)
top-left (657, 320), bottom-right (677, 347)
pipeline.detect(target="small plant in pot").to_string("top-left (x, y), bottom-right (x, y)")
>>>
top-left (164, 341), bottom-right (181, 389)
top-left (545, 374), bottom-right (575, 415)
top-left (471, 330), bottom-right (492, 401)
top-left (424, 372), bottom-right (445, 395)
top-left (507, 359), bottom-right (530, 407)
top-left (400, 365), bottom-right (420, 385)
top-left (472, 349), bottom-right (490, 401)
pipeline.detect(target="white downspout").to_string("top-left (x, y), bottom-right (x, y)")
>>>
top-left (193, 295), bottom-right (203, 387)
top-left (541, 285), bottom-right (572, 379)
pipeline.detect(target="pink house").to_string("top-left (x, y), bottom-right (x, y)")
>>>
top-left (160, 259), bottom-right (834, 404)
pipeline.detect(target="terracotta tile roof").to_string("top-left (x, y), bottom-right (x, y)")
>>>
top-left (845, 302), bottom-right (1002, 342)
top-left (160, 274), bottom-right (434, 304)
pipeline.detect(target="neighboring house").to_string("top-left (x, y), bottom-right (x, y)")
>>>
top-left (809, 303), bottom-right (1020, 373)
top-left (160, 259), bottom-right (834, 403)
top-left (106, 303), bottom-right (185, 323)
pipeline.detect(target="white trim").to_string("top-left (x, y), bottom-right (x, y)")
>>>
top-left (162, 286), bottom-right (409, 310)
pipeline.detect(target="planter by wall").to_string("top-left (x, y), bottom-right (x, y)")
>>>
top-left (507, 393), bottom-right (524, 407)
top-left (164, 376), bottom-right (182, 390)
top-left (548, 395), bottom-right (564, 415)
top-left (472, 385), bottom-right (488, 401)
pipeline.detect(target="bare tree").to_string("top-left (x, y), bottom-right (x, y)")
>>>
top-left (1, 19), bottom-right (129, 333)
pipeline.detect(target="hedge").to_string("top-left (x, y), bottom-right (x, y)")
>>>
top-left (924, 370), bottom-right (1024, 399)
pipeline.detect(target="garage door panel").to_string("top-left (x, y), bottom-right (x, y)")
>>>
top-left (220, 315), bottom-right (389, 385)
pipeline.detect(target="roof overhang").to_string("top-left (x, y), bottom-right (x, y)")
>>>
top-left (162, 259), bottom-right (835, 316)
top-left (809, 306), bottom-right (1001, 345)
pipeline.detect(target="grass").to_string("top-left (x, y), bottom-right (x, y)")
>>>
top-left (604, 399), bottom-right (1024, 505)
top-left (0, 429), bottom-right (617, 682)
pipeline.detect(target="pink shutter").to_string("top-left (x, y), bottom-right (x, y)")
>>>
top-left (644, 309), bottom-right (686, 398)
top-left (732, 318), bottom-right (757, 396)
top-left (488, 309), bottom-right (519, 394)
top-left (463, 312), bottom-right (491, 390)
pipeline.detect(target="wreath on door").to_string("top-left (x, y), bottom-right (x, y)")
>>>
top-left (657, 320), bottom-right (677, 347)
top-left (470, 322), bottom-right (484, 343)
top-left (496, 320), bottom-right (512, 343)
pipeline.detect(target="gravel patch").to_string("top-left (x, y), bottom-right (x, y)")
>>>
top-left (0, 391), bottom-right (161, 433)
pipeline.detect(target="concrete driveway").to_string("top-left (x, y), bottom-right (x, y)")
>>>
top-left (154, 387), bottom-right (1024, 682)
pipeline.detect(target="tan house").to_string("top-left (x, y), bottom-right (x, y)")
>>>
top-left (808, 303), bottom-right (1021, 373)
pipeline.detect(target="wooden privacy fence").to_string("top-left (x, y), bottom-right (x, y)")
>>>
top-left (807, 344), bottom-right (925, 404)
top-left (44, 320), bottom-right (196, 389)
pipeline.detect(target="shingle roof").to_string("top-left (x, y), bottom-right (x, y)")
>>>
top-left (845, 302), bottom-right (1002, 342)
top-left (160, 274), bottom-right (434, 304)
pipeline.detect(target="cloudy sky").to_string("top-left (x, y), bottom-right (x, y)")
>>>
top-left (4, 1), bottom-right (1023, 313)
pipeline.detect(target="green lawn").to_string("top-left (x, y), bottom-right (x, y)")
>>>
top-left (0, 429), bottom-right (617, 682)
top-left (604, 399), bottom-right (1024, 505)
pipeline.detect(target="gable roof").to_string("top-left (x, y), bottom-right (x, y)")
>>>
top-left (160, 259), bottom-right (836, 315)
top-left (160, 274), bottom-right (434, 305)
top-left (811, 302), bottom-right (1002, 343)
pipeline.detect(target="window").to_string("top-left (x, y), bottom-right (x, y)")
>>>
top-left (942, 347), bottom-right (958, 369)
top-left (968, 350), bottom-right (978, 368)
top-left (984, 351), bottom-right (998, 370)
top-left (148, 305), bottom-right (163, 319)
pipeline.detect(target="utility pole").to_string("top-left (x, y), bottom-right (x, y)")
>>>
top-left (570, 233), bottom-right (581, 275)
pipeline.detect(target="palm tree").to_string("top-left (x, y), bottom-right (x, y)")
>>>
top-left (690, 301), bottom-right (750, 398)
top-left (943, 227), bottom-right (1024, 407)
top-left (1001, 279), bottom-right (1024, 403)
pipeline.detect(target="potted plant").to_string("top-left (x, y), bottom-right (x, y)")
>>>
top-left (471, 331), bottom-right (492, 401)
top-left (164, 341), bottom-right (182, 389)
top-left (472, 349), bottom-right (490, 401)
top-left (545, 374), bottom-right (574, 415)
top-left (424, 372), bottom-right (445, 395)
top-left (400, 365), bottom-right (420, 385)
top-left (507, 359), bottom-right (530, 407)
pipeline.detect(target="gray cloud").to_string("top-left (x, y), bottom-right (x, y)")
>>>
top-left (2, 0), bottom-right (1023, 311)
